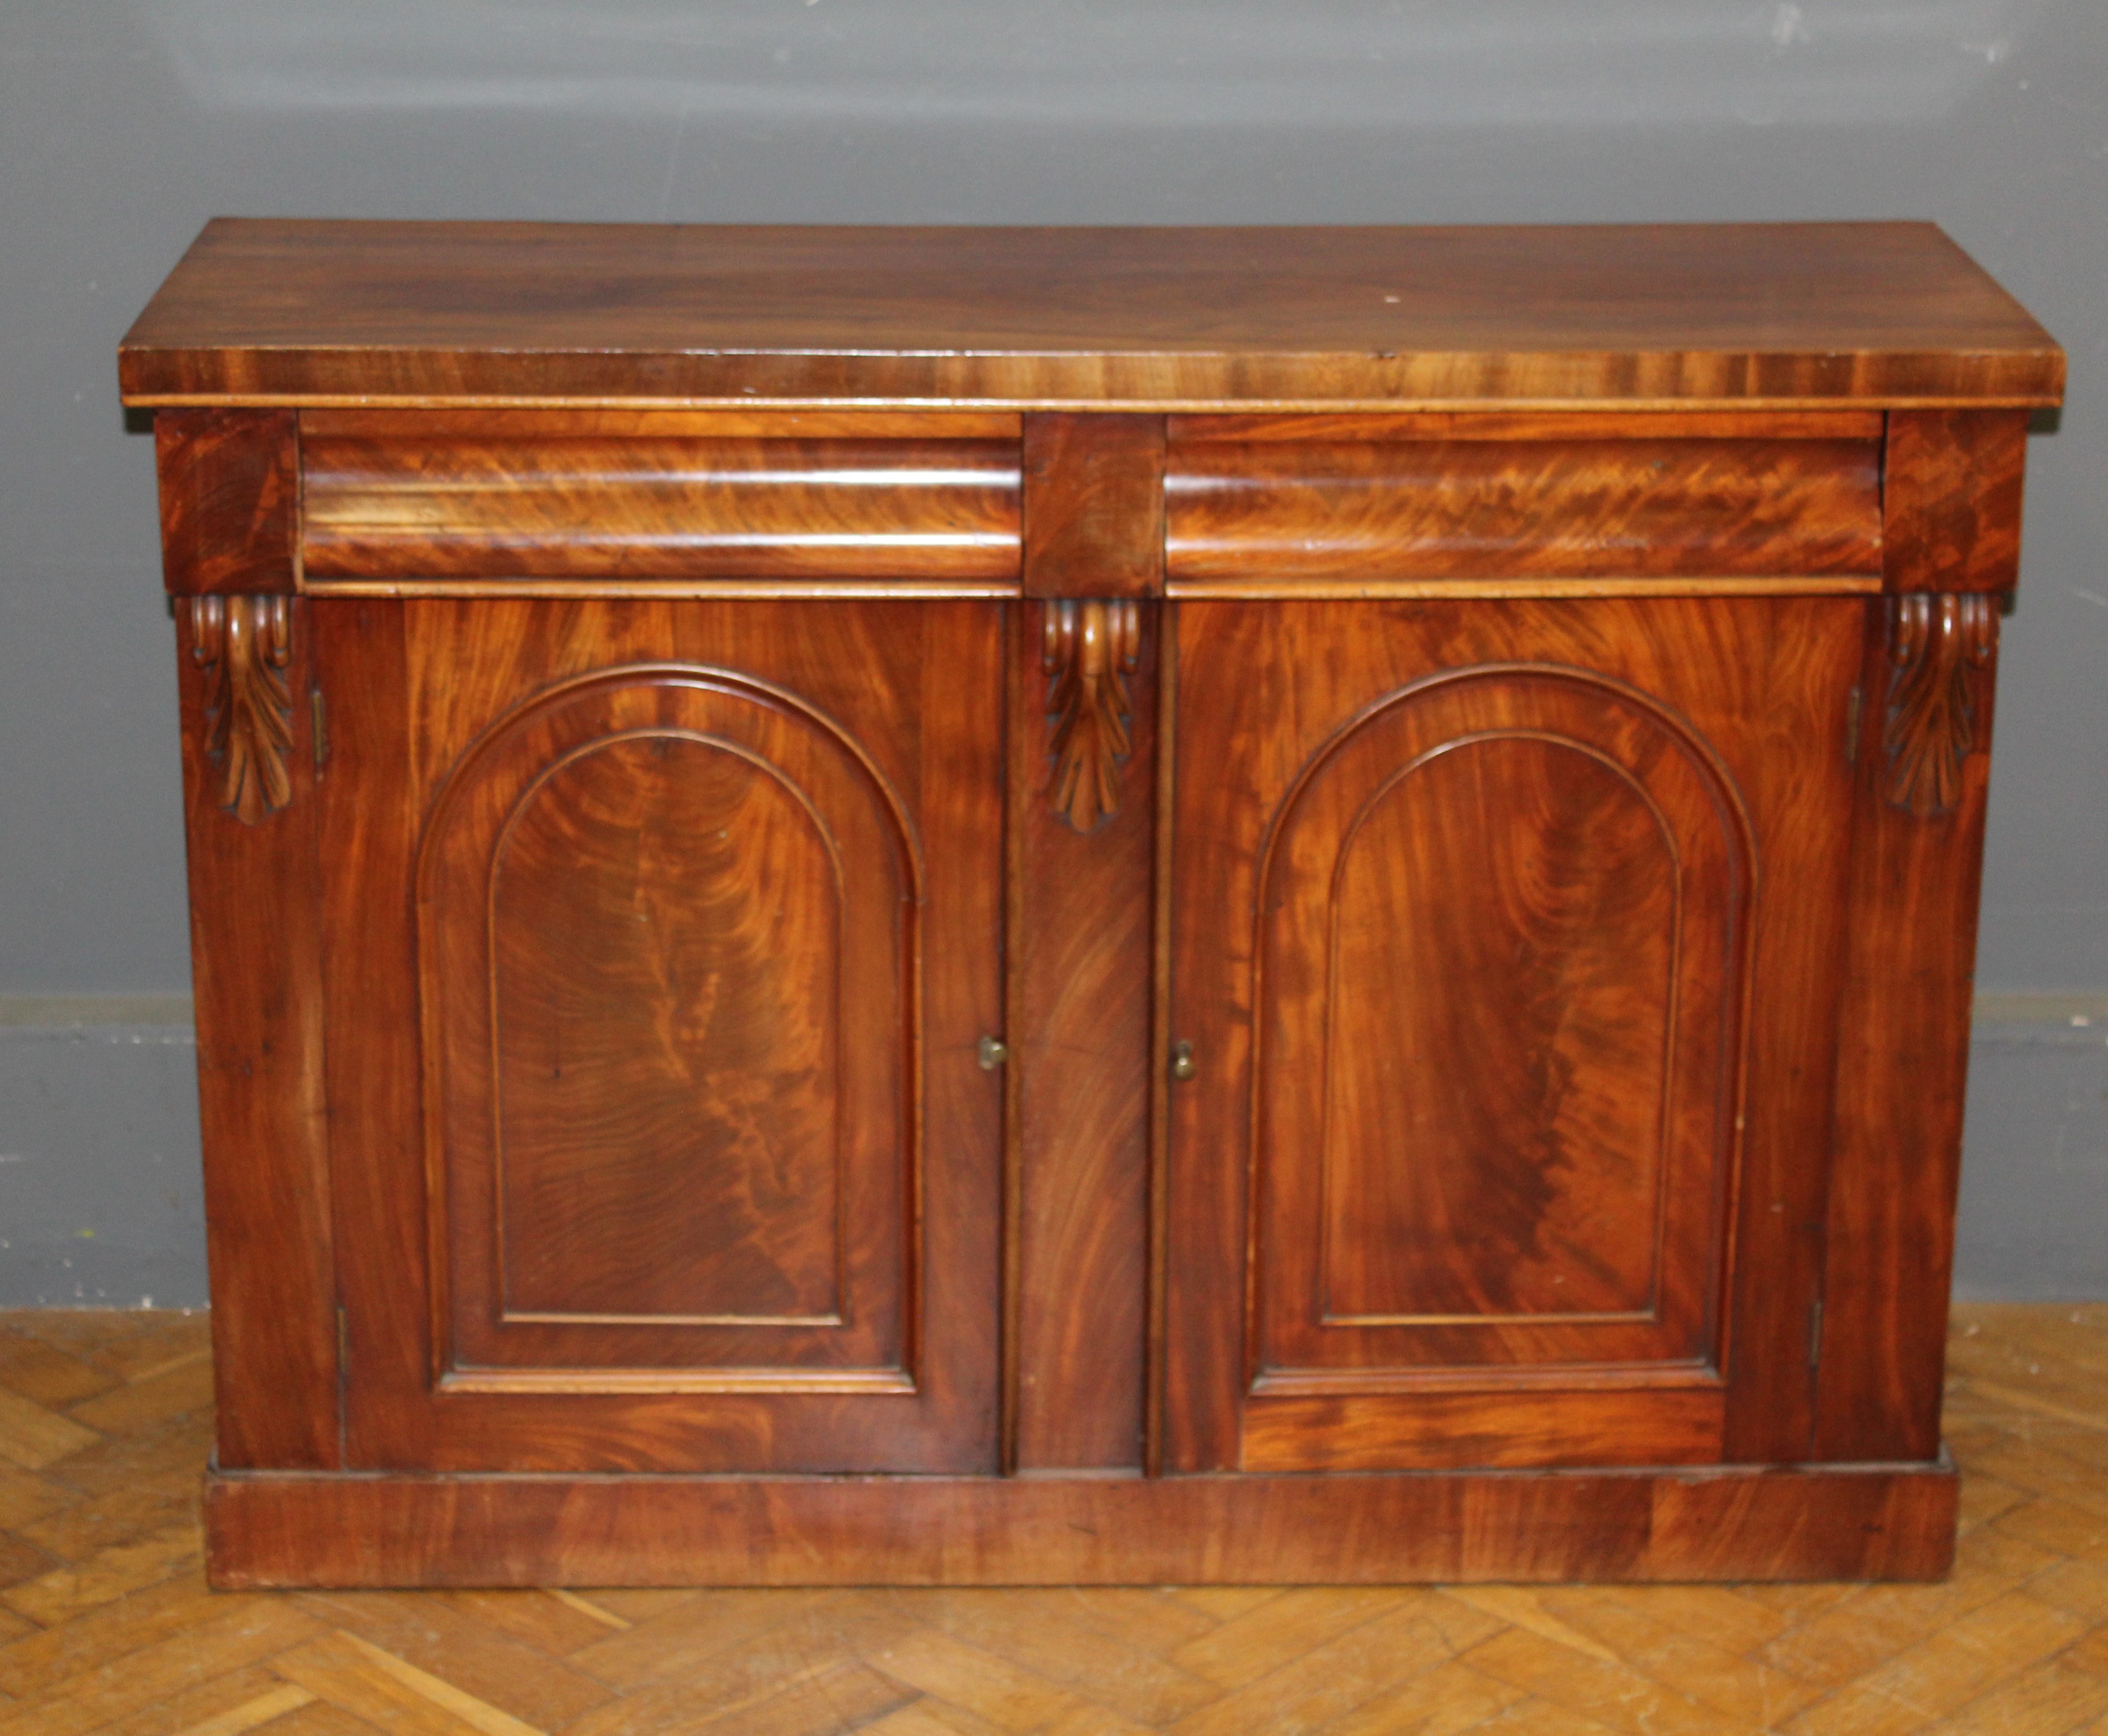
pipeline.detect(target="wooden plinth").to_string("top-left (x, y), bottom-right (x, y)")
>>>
top-left (206, 1458), bottom-right (1957, 1589)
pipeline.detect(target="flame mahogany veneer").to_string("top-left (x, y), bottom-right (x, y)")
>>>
top-left (120, 220), bottom-right (2061, 1587)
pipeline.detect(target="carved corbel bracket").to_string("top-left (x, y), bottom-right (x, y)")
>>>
top-left (185, 595), bottom-right (295, 824)
top-left (1044, 599), bottom-right (1141, 832)
top-left (1883, 592), bottom-right (1997, 819)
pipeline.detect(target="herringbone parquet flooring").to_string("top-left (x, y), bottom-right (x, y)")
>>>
top-left (0, 1305), bottom-right (2101, 1734)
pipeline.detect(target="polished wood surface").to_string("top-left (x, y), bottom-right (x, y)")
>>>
top-left (1166, 573), bottom-right (1886, 602)
top-left (1006, 604), bottom-right (1156, 1471)
top-left (209, 1460), bottom-right (1956, 1589)
top-left (1883, 592), bottom-right (1999, 817)
top-left (1164, 598), bottom-right (1861, 1475)
top-left (1815, 597), bottom-right (1998, 1463)
top-left (152, 408), bottom-right (297, 595)
top-left (1238, 1389), bottom-right (1727, 1475)
top-left (132, 220), bottom-right (2061, 1587)
top-left (1021, 412), bottom-right (1166, 598)
top-left (180, 595), bottom-right (297, 826)
top-left (1041, 597), bottom-right (1142, 832)
top-left (1884, 409), bottom-right (2031, 593)
top-left (1166, 437), bottom-right (1882, 584)
top-left (174, 600), bottom-right (337, 1470)
top-left (1173, 408), bottom-right (1889, 443)
top-left (303, 407), bottom-right (1024, 439)
top-left (418, 664), bottom-right (922, 1388)
top-left (483, 726), bottom-right (847, 1329)
top-left (302, 433), bottom-right (1021, 583)
top-left (120, 220), bottom-right (2062, 408)
top-left (322, 599), bottom-right (1003, 1473)
top-left (1249, 669), bottom-right (1748, 1377)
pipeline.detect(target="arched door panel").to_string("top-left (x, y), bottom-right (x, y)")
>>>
top-left (322, 598), bottom-right (1002, 1474)
top-left (1253, 669), bottom-right (1750, 1386)
top-left (420, 667), bottom-right (919, 1385)
top-left (1166, 598), bottom-right (1861, 1473)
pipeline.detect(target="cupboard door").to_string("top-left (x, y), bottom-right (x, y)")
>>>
top-left (318, 598), bottom-right (1002, 1473)
top-left (1165, 598), bottom-right (1863, 1472)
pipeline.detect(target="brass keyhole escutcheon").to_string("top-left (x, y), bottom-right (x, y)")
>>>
top-left (1171, 1040), bottom-right (1196, 1082)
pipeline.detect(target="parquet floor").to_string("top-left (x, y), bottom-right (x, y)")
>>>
top-left (0, 1307), bottom-right (2102, 1735)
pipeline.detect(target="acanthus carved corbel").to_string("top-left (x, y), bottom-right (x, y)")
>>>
top-left (1883, 592), bottom-right (1997, 819)
top-left (1043, 598), bottom-right (1141, 832)
top-left (184, 595), bottom-right (295, 824)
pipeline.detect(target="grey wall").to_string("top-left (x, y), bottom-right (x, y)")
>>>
top-left (0, 1003), bottom-right (202, 1307)
top-left (1, 1), bottom-right (2102, 1301)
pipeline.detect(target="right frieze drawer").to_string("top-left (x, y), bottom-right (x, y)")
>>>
top-left (1162, 419), bottom-right (1884, 587)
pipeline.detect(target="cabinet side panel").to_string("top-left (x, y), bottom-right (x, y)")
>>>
top-left (178, 596), bottom-right (338, 1468)
top-left (1008, 602), bottom-right (1155, 1470)
top-left (1814, 597), bottom-right (1995, 1460)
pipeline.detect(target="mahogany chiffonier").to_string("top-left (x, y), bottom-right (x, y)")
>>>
top-left (118, 220), bottom-right (2062, 1587)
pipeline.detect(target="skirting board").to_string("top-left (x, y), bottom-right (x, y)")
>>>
top-left (207, 1457), bottom-right (1957, 1588)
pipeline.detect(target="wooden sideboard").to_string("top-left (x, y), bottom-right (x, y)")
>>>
top-left (119, 220), bottom-right (2063, 1587)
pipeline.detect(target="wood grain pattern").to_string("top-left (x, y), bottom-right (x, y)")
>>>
top-left (204, 1458), bottom-right (1958, 1587)
top-left (303, 407), bottom-right (1023, 439)
top-left (152, 408), bottom-right (299, 595)
top-left (1884, 409), bottom-right (2031, 593)
top-left (417, 666), bottom-right (922, 1386)
top-left (1238, 1388), bottom-right (1725, 1473)
top-left (1173, 409), bottom-right (1889, 443)
top-left (1166, 438), bottom-right (1883, 583)
top-left (491, 737), bottom-right (844, 1327)
top-left (323, 599), bottom-right (1003, 1475)
top-left (1815, 598), bottom-right (1998, 1463)
top-left (1146, 618), bottom-right (1181, 1479)
top-left (1007, 602), bottom-right (1156, 1471)
top-left (182, 595), bottom-right (296, 824)
top-left (1042, 598), bottom-right (1141, 831)
top-left (120, 220), bottom-right (2062, 408)
top-left (1165, 599), bottom-right (1862, 1474)
top-left (123, 223), bottom-right (2066, 1590)
top-left (1884, 592), bottom-right (1999, 817)
top-left (175, 598), bottom-right (337, 1470)
top-left (309, 598), bottom-right (435, 1470)
top-left (1166, 574), bottom-right (1887, 601)
top-left (1020, 413), bottom-right (1165, 598)
top-left (1714, 606), bottom-right (1866, 1468)
top-left (301, 435), bottom-right (1021, 582)
top-left (1249, 667), bottom-right (1751, 1387)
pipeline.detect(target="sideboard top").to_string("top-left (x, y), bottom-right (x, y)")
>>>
top-left (119, 219), bottom-right (2063, 412)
